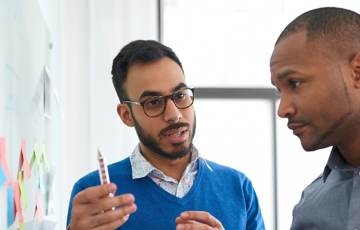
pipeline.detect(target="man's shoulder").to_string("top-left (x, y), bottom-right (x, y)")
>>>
top-left (309, 173), bottom-right (324, 185)
top-left (300, 173), bottom-right (324, 192)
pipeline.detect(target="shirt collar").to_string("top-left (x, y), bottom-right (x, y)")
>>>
top-left (323, 146), bottom-right (354, 182)
top-left (130, 143), bottom-right (212, 179)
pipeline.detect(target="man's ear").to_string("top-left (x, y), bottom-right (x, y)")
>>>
top-left (117, 104), bottom-right (135, 127)
top-left (350, 52), bottom-right (360, 88)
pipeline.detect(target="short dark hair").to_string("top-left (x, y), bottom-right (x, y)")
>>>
top-left (111, 40), bottom-right (184, 103)
top-left (276, 7), bottom-right (360, 60)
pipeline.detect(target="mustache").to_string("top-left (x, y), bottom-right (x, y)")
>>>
top-left (159, 123), bottom-right (190, 136)
top-left (287, 119), bottom-right (307, 126)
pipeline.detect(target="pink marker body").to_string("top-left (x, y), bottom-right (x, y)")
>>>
top-left (98, 147), bottom-right (115, 210)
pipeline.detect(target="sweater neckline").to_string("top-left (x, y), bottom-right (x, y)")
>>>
top-left (141, 159), bottom-right (205, 206)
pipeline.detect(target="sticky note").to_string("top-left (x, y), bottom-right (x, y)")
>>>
top-left (45, 66), bottom-right (65, 119)
top-left (18, 171), bottom-right (28, 210)
top-left (13, 179), bottom-right (23, 223)
top-left (0, 161), bottom-right (6, 186)
top-left (0, 137), bottom-right (12, 187)
top-left (7, 185), bottom-right (14, 227)
top-left (34, 189), bottom-right (44, 222)
top-left (20, 140), bottom-right (31, 180)
top-left (41, 144), bottom-right (50, 173)
top-left (39, 169), bottom-right (45, 195)
top-left (44, 67), bottom-right (51, 119)
top-left (29, 143), bottom-right (44, 175)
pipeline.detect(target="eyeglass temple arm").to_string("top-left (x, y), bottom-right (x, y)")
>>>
top-left (123, 101), bottom-right (141, 106)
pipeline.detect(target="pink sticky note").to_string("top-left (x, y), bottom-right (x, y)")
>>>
top-left (20, 140), bottom-right (31, 180)
top-left (35, 189), bottom-right (44, 222)
top-left (0, 137), bottom-right (12, 187)
top-left (13, 180), bottom-right (23, 223)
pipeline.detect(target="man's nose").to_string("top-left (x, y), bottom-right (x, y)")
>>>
top-left (163, 98), bottom-right (182, 122)
top-left (277, 95), bottom-right (296, 118)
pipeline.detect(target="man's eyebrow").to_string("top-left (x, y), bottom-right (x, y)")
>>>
top-left (173, 83), bottom-right (187, 92)
top-left (139, 90), bottom-right (162, 101)
top-left (138, 83), bottom-right (188, 101)
top-left (277, 70), bottom-right (299, 81)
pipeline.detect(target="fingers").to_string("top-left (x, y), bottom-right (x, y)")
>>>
top-left (73, 183), bottom-right (117, 205)
top-left (180, 211), bottom-right (218, 227)
top-left (73, 191), bottom-right (135, 217)
top-left (70, 184), bottom-right (137, 230)
top-left (176, 222), bottom-right (208, 230)
top-left (175, 216), bottom-right (197, 225)
top-left (88, 202), bottom-right (137, 229)
top-left (92, 216), bottom-right (129, 230)
top-left (175, 211), bottom-right (224, 230)
top-left (71, 200), bottom-right (136, 230)
top-left (93, 193), bottom-right (135, 214)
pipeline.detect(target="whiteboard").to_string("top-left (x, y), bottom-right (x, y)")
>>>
top-left (0, 0), bottom-right (61, 229)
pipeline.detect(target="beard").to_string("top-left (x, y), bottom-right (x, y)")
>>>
top-left (132, 114), bottom-right (196, 160)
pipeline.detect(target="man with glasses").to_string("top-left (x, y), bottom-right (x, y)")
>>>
top-left (271, 7), bottom-right (360, 230)
top-left (66, 40), bottom-right (265, 230)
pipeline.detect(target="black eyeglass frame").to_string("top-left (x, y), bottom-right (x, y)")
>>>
top-left (123, 87), bottom-right (195, 117)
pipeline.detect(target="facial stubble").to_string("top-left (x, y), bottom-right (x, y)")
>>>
top-left (306, 69), bottom-right (353, 151)
top-left (132, 113), bottom-right (196, 160)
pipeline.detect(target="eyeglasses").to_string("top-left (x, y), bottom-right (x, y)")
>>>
top-left (123, 87), bottom-right (195, 117)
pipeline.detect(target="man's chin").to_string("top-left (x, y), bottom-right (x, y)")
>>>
top-left (301, 139), bottom-right (329, 152)
top-left (157, 150), bottom-right (189, 160)
top-left (158, 143), bottom-right (192, 160)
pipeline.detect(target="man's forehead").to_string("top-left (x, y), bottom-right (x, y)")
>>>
top-left (124, 57), bottom-right (186, 99)
top-left (271, 31), bottom-right (308, 65)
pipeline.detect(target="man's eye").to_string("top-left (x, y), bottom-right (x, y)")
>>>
top-left (175, 93), bottom-right (185, 99)
top-left (146, 98), bottom-right (161, 106)
top-left (290, 81), bottom-right (301, 88)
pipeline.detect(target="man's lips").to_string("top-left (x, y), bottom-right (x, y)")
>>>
top-left (165, 127), bottom-right (187, 136)
top-left (288, 123), bottom-right (306, 135)
top-left (163, 127), bottom-right (188, 143)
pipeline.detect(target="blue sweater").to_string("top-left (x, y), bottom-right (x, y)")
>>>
top-left (67, 158), bottom-right (265, 229)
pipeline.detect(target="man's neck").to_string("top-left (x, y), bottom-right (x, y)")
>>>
top-left (140, 147), bottom-right (192, 182)
top-left (338, 141), bottom-right (360, 168)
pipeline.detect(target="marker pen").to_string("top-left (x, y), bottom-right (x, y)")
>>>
top-left (98, 147), bottom-right (115, 210)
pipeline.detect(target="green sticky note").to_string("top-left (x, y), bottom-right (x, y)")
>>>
top-left (41, 144), bottom-right (50, 173)
top-left (29, 151), bottom-right (36, 171)
top-left (19, 220), bottom-right (24, 230)
top-left (32, 143), bottom-right (44, 175)
top-left (18, 171), bottom-right (28, 210)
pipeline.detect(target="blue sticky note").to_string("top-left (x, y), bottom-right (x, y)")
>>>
top-left (7, 185), bottom-right (14, 227)
top-left (0, 161), bottom-right (6, 187)
top-left (39, 170), bottom-right (45, 195)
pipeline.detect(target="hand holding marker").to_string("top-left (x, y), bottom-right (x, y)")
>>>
top-left (98, 147), bottom-right (115, 210)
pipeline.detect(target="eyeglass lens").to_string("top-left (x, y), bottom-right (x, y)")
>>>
top-left (143, 88), bottom-right (194, 117)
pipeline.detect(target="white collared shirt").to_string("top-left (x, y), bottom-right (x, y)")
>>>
top-left (130, 144), bottom-right (212, 198)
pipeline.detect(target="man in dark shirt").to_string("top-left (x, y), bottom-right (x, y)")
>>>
top-left (270, 7), bottom-right (360, 230)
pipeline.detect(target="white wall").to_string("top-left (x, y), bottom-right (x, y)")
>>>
top-left (61, 1), bottom-right (91, 227)
top-left (37, 1), bottom-right (63, 229)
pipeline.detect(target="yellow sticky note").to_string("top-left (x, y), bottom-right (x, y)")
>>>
top-left (33, 143), bottom-right (44, 175)
top-left (19, 220), bottom-right (24, 230)
top-left (41, 144), bottom-right (50, 173)
top-left (18, 171), bottom-right (28, 210)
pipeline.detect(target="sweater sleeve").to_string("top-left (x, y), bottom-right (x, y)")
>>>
top-left (244, 178), bottom-right (266, 230)
top-left (66, 182), bottom-right (86, 227)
